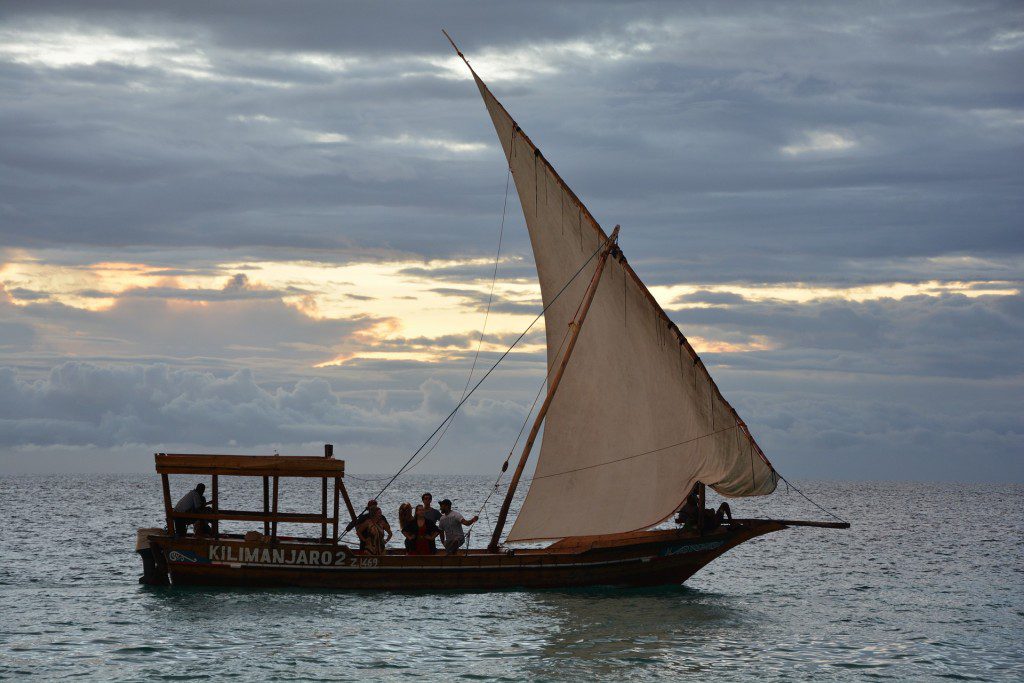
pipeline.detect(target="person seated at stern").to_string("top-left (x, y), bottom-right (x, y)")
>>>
top-left (437, 499), bottom-right (478, 554)
top-left (675, 483), bottom-right (732, 532)
top-left (172, 482), bottom-right (211, 536)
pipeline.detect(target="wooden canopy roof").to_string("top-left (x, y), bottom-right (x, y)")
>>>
top-left (155, 453), bottom-right (345, 478)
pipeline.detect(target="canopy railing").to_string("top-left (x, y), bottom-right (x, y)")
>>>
top-left (156, 445), bottom-right (357, 543)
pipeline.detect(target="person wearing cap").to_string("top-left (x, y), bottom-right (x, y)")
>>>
top-left (173, 483), bottom-right (210, 536)
top-left (421, 492), bottom-right (441, 526)
top-left (437, 499), bottom-right (478, 554)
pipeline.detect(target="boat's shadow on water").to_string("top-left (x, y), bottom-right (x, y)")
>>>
top-left (139, 581), bottom-right (743, 634)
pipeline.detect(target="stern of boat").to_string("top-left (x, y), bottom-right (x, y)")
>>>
top-left (136, 527), bottom-right (170, 585)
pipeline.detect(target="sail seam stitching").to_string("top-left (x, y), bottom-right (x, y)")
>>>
top-left (531, 425), bottom-right (742, 481)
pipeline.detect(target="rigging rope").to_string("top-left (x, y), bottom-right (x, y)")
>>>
top-left (401, 160), bottom-right (513, 476)
top-left (773, 473), bottom-right (849, 524)
top-left (349, 235), bottom-right (611, 527)
top-left (466, 323), bottom-right (572, 548)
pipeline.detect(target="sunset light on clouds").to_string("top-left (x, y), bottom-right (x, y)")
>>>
top-left (1, 2), bottom-right (1020, 481)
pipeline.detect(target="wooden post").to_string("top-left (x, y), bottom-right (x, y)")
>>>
top-left (160, 471), bottom-right (174, 535)
top-left (322, 444), bottom-right (331, 541)
top-left (332, 477), bottom-right (341, 542)
top-left (271, 476), bottom-right (279, 539)
top-left (263, 476), bottom-right (270, 536)
top-left (488, 226), bottom-right (620, 552)
top-left (211, 474), bottom-right (219, 538)
top-left (697, 482), bottom-right (706, 537)
top-left (321, 477), bottom-right (328, 541)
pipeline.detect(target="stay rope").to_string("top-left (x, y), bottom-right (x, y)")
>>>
top-left (342, 236), bottom-right (611, 537)
top-left (774, 473), bottom-right (849, 524)
top-left (399, 156), bottom-right (513, 477)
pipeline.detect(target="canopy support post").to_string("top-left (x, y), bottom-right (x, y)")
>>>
top-left (321, 444), bottom-right (331, 542)
top-left (488, 226), bottom-right (620, 552)
top-left (332, 477), bottom-right (342, 542)
top-left (262, 476), bottom-right (270, 537)
top-left (271, 476), bottom-right (279, 539)
top-left (338, 479), bottom-right (357, 524)
top-left (211, 474), bottom-right (219, 539)
top-left (160, 469), bottom-right (174, 535)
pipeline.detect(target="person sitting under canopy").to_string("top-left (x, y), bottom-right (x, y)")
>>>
top-left (173, 482), bottom-right (211, 536)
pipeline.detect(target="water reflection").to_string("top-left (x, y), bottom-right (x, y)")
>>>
top-left (2, 476), bottom-right (1022, 680)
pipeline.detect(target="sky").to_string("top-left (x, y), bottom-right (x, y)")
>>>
top-left (0, 1), bottom-right (1021, 481)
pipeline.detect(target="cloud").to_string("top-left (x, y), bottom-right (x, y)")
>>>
top-left (781, 130), bottom-right (858, 156)
top-left (0, 2), bottom-right (1021, 479)
top-left (0, 361), bottom-right (531, 474)
top-left (672, 291), bottom-right (1024, 379)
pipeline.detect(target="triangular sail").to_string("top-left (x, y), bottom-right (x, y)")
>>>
top-left (464, 57), bottom-right (778, 542)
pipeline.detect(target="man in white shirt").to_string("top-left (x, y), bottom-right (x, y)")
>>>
top-left (437, 499), bottom-right (478, 554)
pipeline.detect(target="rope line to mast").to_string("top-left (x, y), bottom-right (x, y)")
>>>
top-left (773, 474), bottom-right (849, 524)
top-left (468, 316), bottom-right (576, 544)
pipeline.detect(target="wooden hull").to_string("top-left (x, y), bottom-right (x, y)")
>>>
top-left (143, 520), bottom-right (785, 590)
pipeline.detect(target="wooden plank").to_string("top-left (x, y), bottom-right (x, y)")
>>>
top-left (770, 519), bottom-right (850, 529)
top-left (161, 472), bottom-right (174, 535)
top-left (155, 453), bottom-right (345, 478)
top-left (171, 509), bottom-right (332, 524)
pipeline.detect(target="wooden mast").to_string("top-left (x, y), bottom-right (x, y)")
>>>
top-left (488, 226), bottom-right (620, 551)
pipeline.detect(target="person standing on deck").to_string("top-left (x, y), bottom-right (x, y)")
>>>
top-left (172, 483), bottom-right (208, 536)
top-left (357, 507), bottom-right (392, 555)
top-left (421, 493), bottom-right (441, 526)
top-left (437, 499), bottom-right (478, 554)
top-left (398, 503), bottom-right (416, 552)
top-left (410, 504), bottom-right (440, 555)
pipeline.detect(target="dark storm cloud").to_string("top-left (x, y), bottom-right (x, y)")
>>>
top-left (75, 273), bottom-right (309, 302)
top-left (0, 362), bottom-right (528, 451)
top-left (672, 292), bottom-right (1024, 380)
top-left (672, 290), bottom-right (748, 305)
top-left (399, 258), bottom-right (537, 284)
top-left (428, 287), bottom-right (540, 315)
top-left (0, 283), bottom-right (384, 376)
top-left (0, 1), bottom-right (1019, 280)
top-left (7, 287), bottom-right (50, 301)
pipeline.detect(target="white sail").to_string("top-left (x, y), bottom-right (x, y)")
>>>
top-left (466, 66), bottom-right (778, 542)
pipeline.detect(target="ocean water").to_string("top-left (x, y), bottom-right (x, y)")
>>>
top-left (1, 475), bottom-right (1021, 681)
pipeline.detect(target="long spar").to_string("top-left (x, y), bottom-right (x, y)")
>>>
top-left (488, 226), bottom-right (620, 552)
